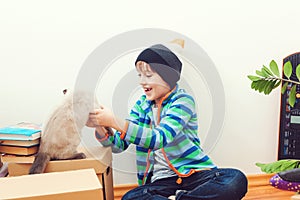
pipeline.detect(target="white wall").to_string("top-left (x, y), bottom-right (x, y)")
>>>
top-left (1, 0), bottom-right (300, 185)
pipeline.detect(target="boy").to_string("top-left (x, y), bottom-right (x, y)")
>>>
top-left (87, 44), bottom-right (248, 199)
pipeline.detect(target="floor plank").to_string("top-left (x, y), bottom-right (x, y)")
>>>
top-left (243, 174), bottom-right (296, 200)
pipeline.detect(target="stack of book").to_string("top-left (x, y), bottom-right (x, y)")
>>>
top-left (0, 122), bottom-right (41, 163)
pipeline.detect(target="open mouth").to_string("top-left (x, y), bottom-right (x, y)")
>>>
top-left (144, 87), bottom-right (152, 92)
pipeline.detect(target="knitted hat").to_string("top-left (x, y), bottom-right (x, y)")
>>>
top-left (135, 44), bottom-right (182, 89)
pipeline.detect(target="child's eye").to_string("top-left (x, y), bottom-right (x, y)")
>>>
top-left (137, 73), bottom-right (141, 77)
top-left (145, 74), bottom-right (153, 78)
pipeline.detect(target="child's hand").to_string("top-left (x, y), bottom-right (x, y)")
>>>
top-left (88, 105), bottom-right (126, 132)
top-left (88, 106), bottom-right (114, 128)
top-left (86, 117), bottom-right (97, 127)
top-left (85, 119), bottom-right (96, 128)
top-left (86, 115), bottom-right (112, 139)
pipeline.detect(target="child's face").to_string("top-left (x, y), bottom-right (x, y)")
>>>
top-left (136, 61), bottom-right (171, 104)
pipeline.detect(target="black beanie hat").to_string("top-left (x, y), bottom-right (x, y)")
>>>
top-left (135, 44), bottom-right (182, 89)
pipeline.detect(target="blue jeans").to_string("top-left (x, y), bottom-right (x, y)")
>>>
top-left (122, 168), bottom-right (248, 200)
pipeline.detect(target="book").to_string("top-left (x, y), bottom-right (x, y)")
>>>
top-left (9, 122), bottom-right (42, 130)
top-left (0, 154), bottom-right (35, 163)
top-left (0, 122), bottom-right (42, 141)
top-left (0, 145), bottom-right (39, 156)
top-left (0, 138), bottom-right (40, 147)
top-left (0, 127), bottom-right (41, 140)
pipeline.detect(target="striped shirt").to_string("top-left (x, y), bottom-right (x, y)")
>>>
top-left (97, 85), bottom-right (216, 185)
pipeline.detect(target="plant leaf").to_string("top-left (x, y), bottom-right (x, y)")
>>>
top-left (264, 80), bottom-right (277, 95)
top-left (258, 80), bottom-right (268, 93)
top-left (289, 84), bottom-right (297, 107)
top-left (283, 61), bottom-right (292, 79)
top-left (256, 160), bottom-right (300, 174)
top-left (263, 81), bottom-right (271, 94)
top-left (281, 82), bottom-right (288, 94)
top-left (269, 60), bottom-right (280, 77)
top-left (253, 80), bottom-right (263, 91)
top-left (262, 66), bottom-right (272, 77)
top-left (273, 80), bottom-right (282, 89)
top-left (248, 75), bottom-right (261, 81)
top-left (254, 80), bottom-right (262, 91)
top-left (296, 64), bottom-right (300, 81)
top-left (251, 81), bottom-right (258, 90)
top-left (252, 81), bottom-right (263, 91)
top-left (256, 70), bottom-right (268, 77)
top-left (263, 65), bottom-right (274, 76)
top-left (262, 80), bottom-right (270, 94)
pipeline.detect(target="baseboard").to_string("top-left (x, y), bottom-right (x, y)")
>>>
top-left (114, 183), bottom-right (138, 200)
top-left (246, 173), bottom-right (274, 187)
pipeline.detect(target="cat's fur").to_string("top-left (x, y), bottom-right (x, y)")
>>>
top-left (29, 90), bottom-right (113, 174)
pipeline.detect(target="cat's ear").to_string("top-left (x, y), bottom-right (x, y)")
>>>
top-left (63, 89), bottom-right (68, 95)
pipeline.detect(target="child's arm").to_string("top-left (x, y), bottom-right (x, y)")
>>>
top-left (94, 94), bottom-right (196, 150)
top-left (87, 110), bottom-right (130, 153)
top-left (89, 108), bottom-right (126, 133)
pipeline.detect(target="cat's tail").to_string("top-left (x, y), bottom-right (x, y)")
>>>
top-left (28, 152), bottom-right (51, 174)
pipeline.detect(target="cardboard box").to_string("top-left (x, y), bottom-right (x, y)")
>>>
top-left (7, 146), bottom-right (114, 200)
top-left (0, 168), bottom-right (102, 200)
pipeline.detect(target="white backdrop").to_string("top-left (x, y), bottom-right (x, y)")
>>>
top-left (1, 0), bottom-right (299, 185)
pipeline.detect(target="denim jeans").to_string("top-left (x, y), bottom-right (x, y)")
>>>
top-left (122, 168), bottom-right (248, 200)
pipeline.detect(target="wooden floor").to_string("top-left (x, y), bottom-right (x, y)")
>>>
top-left (244, 174), bottom-right (296, 200)
top-left (113, 174), bottom-right (298, 200)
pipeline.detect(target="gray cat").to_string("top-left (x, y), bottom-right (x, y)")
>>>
top-left (29, 90), bottom-right (113, 174)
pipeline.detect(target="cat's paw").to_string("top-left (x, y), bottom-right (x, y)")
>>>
top-left (72, 152), bottom-right (86, 159)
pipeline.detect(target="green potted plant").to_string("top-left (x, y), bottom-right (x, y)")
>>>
top-left (248, 60), bottom-right (300, 107)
